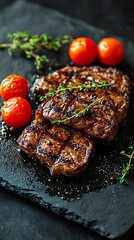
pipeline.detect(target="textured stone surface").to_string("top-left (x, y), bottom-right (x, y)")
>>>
top-left (0, 1), bottom-right (134, 239)
top-left (0, 187), bottom-right (105, 240)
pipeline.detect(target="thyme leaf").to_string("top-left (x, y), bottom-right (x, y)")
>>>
top-left (40, 81), bottom-right (110, 101)
top-left (117, 145), bottom-right (134, 184)
top-left (51, 97), bottom-right (103, 125)
top-left (0, 31), bottom-right (72, 69)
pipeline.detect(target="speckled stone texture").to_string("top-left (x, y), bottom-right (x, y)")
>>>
top-left (0, 1), bottom-right (134, 239)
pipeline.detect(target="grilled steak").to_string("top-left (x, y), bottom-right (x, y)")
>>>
top-left (17, 66), bottom-right (130, 177)
top-left (35, 91), bottom-right (118, 141)
top-left (34, 66), bottom-right (130, 123)
top-left (17, 120), bottom-right (94, 176)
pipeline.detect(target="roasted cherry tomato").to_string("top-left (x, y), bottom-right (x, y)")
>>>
top-left (0, 74), bottom-right (28, 101)
top-left (97, 38), bottom-right (124, 66)
top-left (68, 37), bottom-right (97, 66)
top-left (2, 97), bottom-right (32, 128)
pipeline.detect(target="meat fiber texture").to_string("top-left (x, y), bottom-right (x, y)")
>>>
top-left (17, 120), bottom-right (94, 176)
top-left (18, 65), bottom-right (130, 176)
top-left (34, 66), bottom-right (130, 142)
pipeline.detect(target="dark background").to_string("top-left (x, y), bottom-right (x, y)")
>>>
top-left (0, 1), bottom-right (134, 240)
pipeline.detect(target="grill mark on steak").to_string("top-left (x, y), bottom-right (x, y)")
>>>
top-left (34, 66), bottom-right (130, 123)
top-left (17, 66), bottom-right (130, 177)
top-left (35, 89), bottom-right (118, 141)
top-left (17, 120), bottom-right (94, 176)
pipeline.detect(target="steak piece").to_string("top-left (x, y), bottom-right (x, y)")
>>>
top-left (35, 91), bottom-right (118, 141)
top-left (17, 120), bottom-right (94, 177)
top-left (34, 66), bottom-right (130, 123)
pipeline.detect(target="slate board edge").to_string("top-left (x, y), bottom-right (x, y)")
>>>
top-left (0, 178), bottom-right (133, 240)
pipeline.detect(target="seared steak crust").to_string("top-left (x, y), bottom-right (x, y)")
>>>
top-left (36, 91), bottom-right (118, 141)
top-left (17, 120), bottom-right (94, 176)
top-left (34, 66), bottom-right (130, 123)
top-left (17, 66), bottom-right (130, 177)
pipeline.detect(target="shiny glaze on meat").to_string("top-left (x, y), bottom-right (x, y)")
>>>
top-left (17, 120), bottom-right (94, 176)
top-left (36, 90), bottom-right (118, 141)
top-left (34, 66), bottom-right (130, 123)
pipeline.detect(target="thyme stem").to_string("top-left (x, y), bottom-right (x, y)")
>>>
top-left (51, 97), bottom-right (103, 124)
top-left (117, 146), bottom-right (134, 184)
top-left (40, 81), bottom-right (110, 101)
top-left (0, 31), bottom-right (72, 69)
top-left (0, 43), bottom-right (12, 48)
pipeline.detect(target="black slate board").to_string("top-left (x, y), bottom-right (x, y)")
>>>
top-left (0, 1), bottom-right (134, 239)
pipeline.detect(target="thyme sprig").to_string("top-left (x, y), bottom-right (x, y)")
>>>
top-left (40, 81), bottom-right (110, 101)
top-left (0, 31), bottom-right (72, 69)
top-left (51, 97), bottom-right (103, 124)
top-left (117, 145), bottom-right (134, 184)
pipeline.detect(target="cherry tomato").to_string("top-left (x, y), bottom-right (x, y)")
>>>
top-left (68, 37), bottom-right (97, 66)
top-left (0, 74), bottom-right (28, 101)
top-left (2, 97), bottom-right (32, 128)
top-left (97, 38), bottom-right (124, 66)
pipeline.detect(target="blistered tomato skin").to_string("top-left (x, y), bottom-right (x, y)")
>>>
top-left (68, 37), bottom-right (97, 66)
top-left (0, 74), bottom-right (28, 101)
top-left (97, 38), bottom-right (124, 66)
top-left (2, 97), bottom-right (32, 128)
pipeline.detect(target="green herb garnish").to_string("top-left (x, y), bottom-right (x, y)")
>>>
top-left (0, 31), bottom-right (72, 69)
top-left (117, 145), bottom-right (134, 184)
top-left (51, 97), bottom-right (103, 125)
top-left (39, 81), bottom-right (110, 101)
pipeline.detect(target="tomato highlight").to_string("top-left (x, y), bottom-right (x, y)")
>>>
top-left (0, 74), bottom-right (28, 101)
top-left (2, 97), bottom-right (32, 128)
top-left (97, 38), bottom-right (124, 66)
top-left (68, 37), bottom-right (97, 66)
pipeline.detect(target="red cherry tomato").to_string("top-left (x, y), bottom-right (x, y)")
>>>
top-left (68, 37), bottom-right (97, 66)
top-left (0, 74), bottom-right (28, 101)
top-left (97, 38), bottom-right (124, 66)
top-left (2, 97), bottom-right (32, 128)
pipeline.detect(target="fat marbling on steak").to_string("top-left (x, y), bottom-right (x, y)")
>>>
top-left (17, 120), bottom-right (94, 176)
top-left (34, 66), bottom-right (130, 123)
